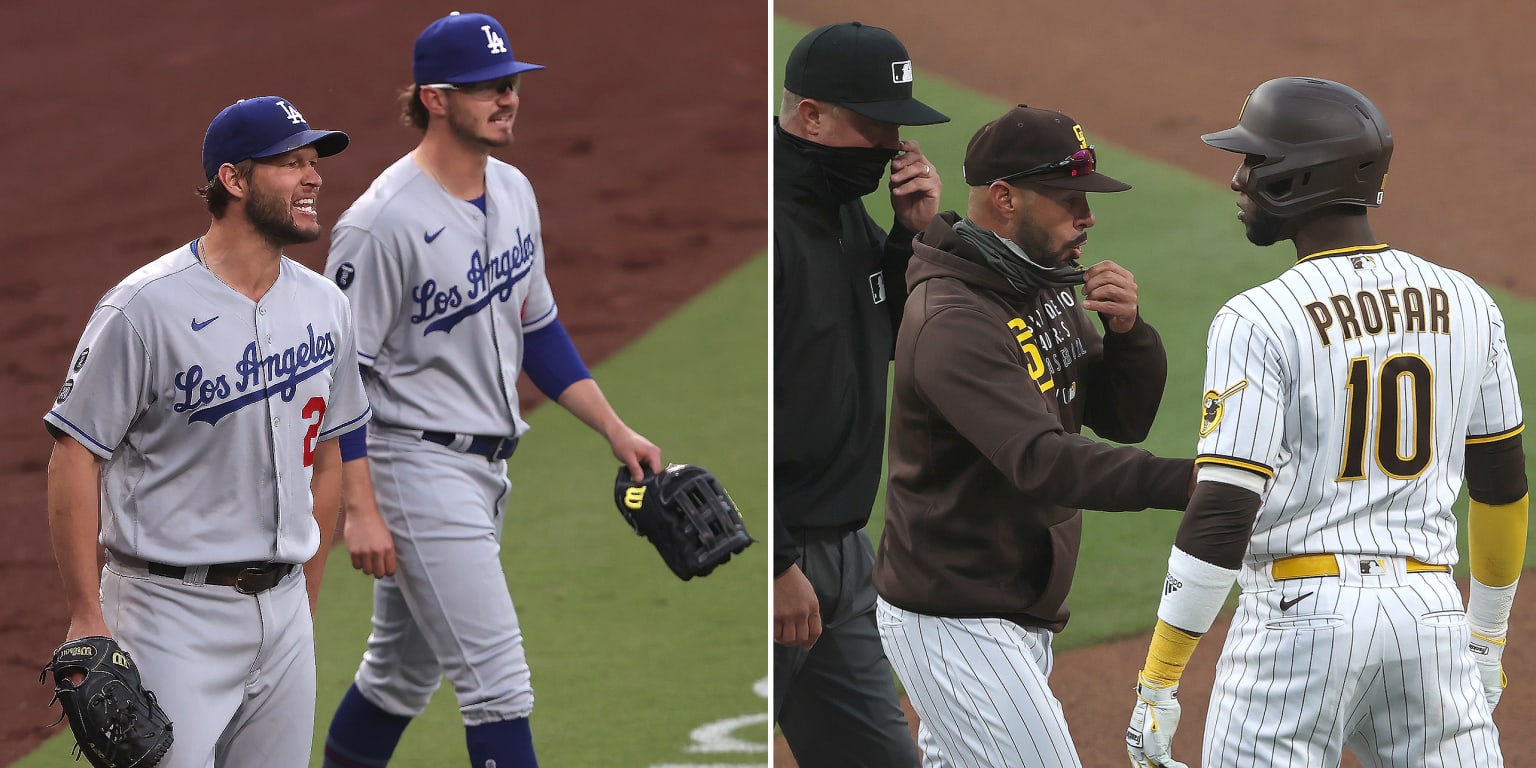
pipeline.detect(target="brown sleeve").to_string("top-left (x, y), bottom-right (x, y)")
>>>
top-left (913, 306), bottom-right (1194, 512)
top-left (1466, 432), bottom-right (1528, 506)
top-left (1173, 479), bottom-right (1263, 570)
top-left (1082, 314), bottom-right (1169, 444)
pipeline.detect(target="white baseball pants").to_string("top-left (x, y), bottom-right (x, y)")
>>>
top-left (877, 597), bottom-right (1082, 768)
top-left (1206, 554), bottom-right (1501, 767)
top-left (102, 560), bottom-right (314, 768)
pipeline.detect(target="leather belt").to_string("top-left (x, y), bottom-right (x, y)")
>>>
top-left (148, 561), bottom-right (295, 595)
top-left (1271, 553), bottom-right (1450, 580)
top-left (421, 430), bottom-right (519, 460)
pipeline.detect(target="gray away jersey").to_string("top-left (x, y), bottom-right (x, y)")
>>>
top-left (325, 154), bottom-right (557, 437)
top-left (44, 245), bottom-right (371, 565)
top-left (1197, 245), bottom-right (1524, 564)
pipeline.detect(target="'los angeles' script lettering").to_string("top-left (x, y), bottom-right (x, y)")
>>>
top-left (173, 324), bottom-right (336, 413)
top-left (409, 228), bottom-right (539, 334)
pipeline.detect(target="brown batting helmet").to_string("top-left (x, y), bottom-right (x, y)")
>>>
top-left (1202, 77), bottom-right (1392, 218)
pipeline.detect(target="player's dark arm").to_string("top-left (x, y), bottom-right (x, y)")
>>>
top-left (1081, 316), bottom-right (1169, 444)
top-left (1138, 464), bottom-right (1264, 689)
top-left (46, 434), bottom-right (110, 641)
top-left (1465, 431), bottom-right (1529, 640)
top-left (305, 437), bottom-right (342, 615)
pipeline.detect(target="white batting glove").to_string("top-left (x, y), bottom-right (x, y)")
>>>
top-left (1127, 673), bottom-right (1189, 768)
top-left (1469, 632), bottom-right (1507, 713)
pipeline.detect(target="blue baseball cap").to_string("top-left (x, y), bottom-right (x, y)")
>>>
top-left (201, 96), bottom-right (350, 180)
top-left (414, 11), bottom-right (545, 84)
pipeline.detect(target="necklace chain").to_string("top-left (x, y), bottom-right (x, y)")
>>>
top-left (195, 237), bottom-right (238, 292)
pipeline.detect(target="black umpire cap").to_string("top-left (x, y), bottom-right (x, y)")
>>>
top-left (784, 22), bottom-right (950, 126)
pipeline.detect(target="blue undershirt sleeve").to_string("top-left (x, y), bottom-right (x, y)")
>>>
top-left (523, 318), bottom-right (592, 400)
top-left (339, 424), bottom-right (368, 462)
top-left (339, 363), bottom-right (369, 461)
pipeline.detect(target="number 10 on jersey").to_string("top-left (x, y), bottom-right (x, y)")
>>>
top-left (1338, 354), bottom-right (1432, 481)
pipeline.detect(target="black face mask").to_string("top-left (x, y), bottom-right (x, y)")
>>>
top-left (780, 126), bottom-right (899, 203)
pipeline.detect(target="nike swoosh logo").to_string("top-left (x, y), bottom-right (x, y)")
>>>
top-left (1279, 591), bottom-right (1314, 611)
top-left (191, 316), bottom-right (220, 331)
top-left (424, 227), bottom-right (446, 243)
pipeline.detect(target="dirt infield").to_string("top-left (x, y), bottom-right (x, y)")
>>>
top-left (0, 2), bottom-right (764, 763)
top-left (775, 1), bottom-right (1536, 766)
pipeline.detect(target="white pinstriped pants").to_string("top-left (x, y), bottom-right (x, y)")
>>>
top-left (1206, 555), bottom-right (1501, 767)
top-left (876, 597), bottom-right (1082, 768)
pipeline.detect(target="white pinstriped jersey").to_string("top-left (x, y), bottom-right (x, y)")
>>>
top-left (1197, 244), bottom-right (1524, 564)
top-left (43, 245), bottom-right (371, 565)
top-left (325, 153), bottom-right (558, 437)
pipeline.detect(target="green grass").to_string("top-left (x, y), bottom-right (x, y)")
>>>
top-left (17, 255), bottom-right (769, 767)
top-left (775, 17), bottom-right (1536, 654)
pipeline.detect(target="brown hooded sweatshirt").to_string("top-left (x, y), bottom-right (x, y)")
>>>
top-left (873, 212), bottom-right (1194, 632)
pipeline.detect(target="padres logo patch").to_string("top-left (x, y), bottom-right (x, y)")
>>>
top-left (1199, 380), bottom-right (1248, 437)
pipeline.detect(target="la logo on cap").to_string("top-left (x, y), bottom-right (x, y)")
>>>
top-left (891, 60), bottom-right (913, 84)
top-left (276, 100), bottom-right (305, 125)
top-left (481, 23), bottom-right (507, 54)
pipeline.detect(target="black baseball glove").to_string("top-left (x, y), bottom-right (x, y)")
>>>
top-left (42, 636), bottom-right (174, 768)
top-left (614, 463), bottom-right (754, 580)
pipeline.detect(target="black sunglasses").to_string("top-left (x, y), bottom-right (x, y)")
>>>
top-left (988, 147), bottom-right (1098, 185)
top-left (425, 75), bottom-right (521, 99)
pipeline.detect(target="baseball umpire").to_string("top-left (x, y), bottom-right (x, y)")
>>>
top-left (774, 20), bottom-right (946, 767)
top-left (44, 95), bottom-right (368, 766)
top-left (1124, 78), bottom-right (1527, 767)
top-left (872, 104), bottom-right (1195, 768)
top-left (320, 12), bottom-right (661, 768)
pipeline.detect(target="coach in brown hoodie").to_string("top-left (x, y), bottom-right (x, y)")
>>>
top-left (872, 105), bottom-right (1194, 766)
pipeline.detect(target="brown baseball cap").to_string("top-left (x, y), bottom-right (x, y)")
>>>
top-left (963, 105), bottom-right (1130, 192)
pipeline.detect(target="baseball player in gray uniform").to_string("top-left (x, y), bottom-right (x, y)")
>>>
top-left (319, 12), bottom-right (660, 768)
top-left (44, 95), bottom-right (368, 767)
top-left (1125, 78), bottom-right (1527, 768)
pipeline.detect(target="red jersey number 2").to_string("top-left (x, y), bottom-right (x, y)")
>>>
top-left (302, 396), bottom-right (327, 467)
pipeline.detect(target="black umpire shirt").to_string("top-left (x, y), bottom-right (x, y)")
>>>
top-left (773, 122), bottom-right (914, 576)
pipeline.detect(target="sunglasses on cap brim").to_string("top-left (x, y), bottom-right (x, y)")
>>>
top-left (987, 147), bottom-right (1098, 185)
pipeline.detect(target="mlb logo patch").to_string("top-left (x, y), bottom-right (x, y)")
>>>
top-left (891, 60), bottom-right (913, 84)
top-left (1349, 253), bottom-right (1377, 270)
top-left (868, 272), bottom-right (886, 304)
